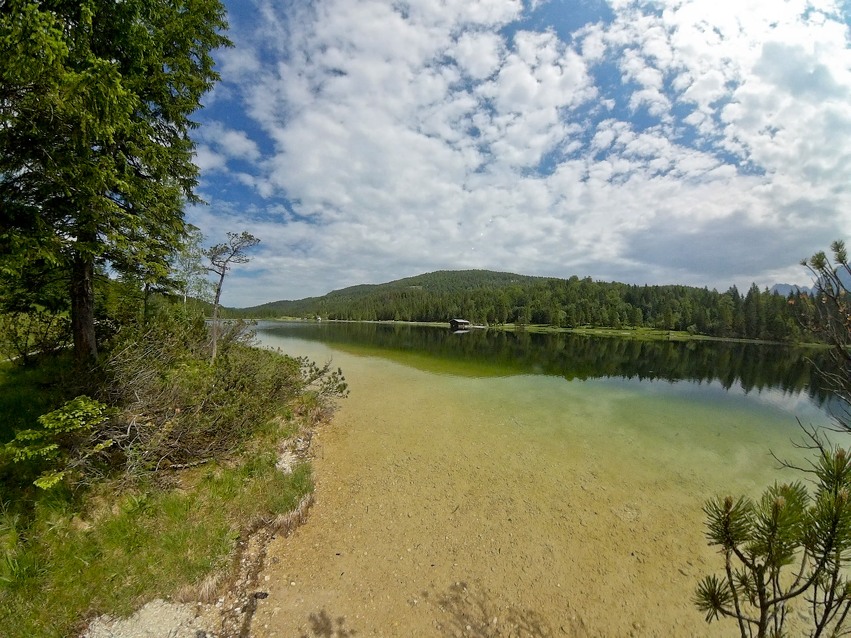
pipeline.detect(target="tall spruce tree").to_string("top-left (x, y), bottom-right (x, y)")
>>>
top-left (0, 0), bottom-right (230, 362)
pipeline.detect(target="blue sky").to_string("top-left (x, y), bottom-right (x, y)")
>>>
top-left (189, 0), bottom-right (851, 307)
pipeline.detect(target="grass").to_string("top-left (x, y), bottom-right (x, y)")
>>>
top-left (0, 440), bottom-right (313, 638)
top-left (0, 343), bottom-right (320, 638)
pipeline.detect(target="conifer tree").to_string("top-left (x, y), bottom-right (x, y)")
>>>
top-left (0, 0), bottom-right (230, 362)
top-left (695, 241), bottom-right (851, 637)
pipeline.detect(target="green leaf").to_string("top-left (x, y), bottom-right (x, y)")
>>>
top-left (33, 471), bottom-right (65, 491)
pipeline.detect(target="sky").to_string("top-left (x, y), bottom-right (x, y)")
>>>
top-left (189, 0), bottom-right (851, 307)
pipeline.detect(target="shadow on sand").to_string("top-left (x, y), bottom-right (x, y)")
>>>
top-left (424, 580), bottom-right (560, 637)
top-left (298, 610), bottom-right (357, 638)
top-left (296, 581), bottom-right (588, 637)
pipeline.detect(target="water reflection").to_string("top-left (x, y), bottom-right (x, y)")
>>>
top-left (256, 321), bottom-right (834, 406)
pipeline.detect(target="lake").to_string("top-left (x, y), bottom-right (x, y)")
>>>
top-left (251, 321), bottom-right (838, 638)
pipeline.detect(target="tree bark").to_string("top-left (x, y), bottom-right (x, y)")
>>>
top-left (210, 272), bottom-right (225, 361)
top-left (70, 251), bottom-right (98, 364)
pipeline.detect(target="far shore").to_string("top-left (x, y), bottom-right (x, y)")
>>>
top-left (242, 316), bottom-right (828, 348)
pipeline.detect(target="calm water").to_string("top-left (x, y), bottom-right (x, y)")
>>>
top-left (251, 321), bottom-right (841, 636)
top-left (255, 320), bottom-right (840, 490)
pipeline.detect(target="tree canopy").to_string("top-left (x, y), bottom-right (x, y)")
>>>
top-left (0, 0), bottom-right (230, 362)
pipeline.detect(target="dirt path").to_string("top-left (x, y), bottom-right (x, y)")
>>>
top-left (247, 361), bottom-right (741, 638)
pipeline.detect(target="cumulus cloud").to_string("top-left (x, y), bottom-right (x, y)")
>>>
top-left (199, 123), bottom-right (261, 162)
top-left (453, 31), bottom-right (504, 80)
top-left (193, 145), bottom-right (227, 174)
top-left (191, 0), bottom-right (851, 306)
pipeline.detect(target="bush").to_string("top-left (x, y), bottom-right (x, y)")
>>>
top-left (695, 428), bottom-right (851, 638)
top-left (4, 395), bottom-right (113, 489)
top-left (0, 311), bottom-right (70, 365)
top-left (0, 303), bottom-right (345, 636)
top-left (2, 305), bottom-right (347, 488)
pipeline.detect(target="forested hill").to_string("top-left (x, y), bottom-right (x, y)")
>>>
top-left (232, 269), bottom-right (815, 342)
top-left (237, 270), bottom-right (545, 318)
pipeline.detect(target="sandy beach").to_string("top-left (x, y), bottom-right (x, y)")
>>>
top-left (246, 358), bottom-right (766, 638)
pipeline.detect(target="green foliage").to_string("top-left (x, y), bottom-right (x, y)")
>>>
top-left (297, 357), bottom-right (350, 414)
top-left (696, 445), bottom-right (851, 638)
top-left (0, 302), bottom-right (348, 492)
top-left (84, 305), bottom-right (348, 479)
top-left (0, 455), bottom-right (313, 638)
top-left (0, 0), bottom-right (230, 361)
top-left (4, 396), bottom-right (113, 489)
top-left (0, 358), bottom-right (73, 449)
top-left (694, 241), bottom-right (851, 638)
top-left (0, 301), bottom-right (340, 636)
top-left (171, 226), bottom-right (213, 305)
top-left (0, 310), bottom-right (70, 365)
top-left (237, 270), bottom-right (811, 342)
top-left (703, 495), bottom-right (753, 549)
top-left (265, 321), bottom-right (832, 403)
top-left (799, 240), bottom-right (851, 418)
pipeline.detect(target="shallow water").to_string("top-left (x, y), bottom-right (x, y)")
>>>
top-left (251, 323), bottom-right (835, 637)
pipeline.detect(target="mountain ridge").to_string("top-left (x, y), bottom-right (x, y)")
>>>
top-left (770, 283), bottom-right (813, 296)
top-left (239, 269), bottom-right (815, 314)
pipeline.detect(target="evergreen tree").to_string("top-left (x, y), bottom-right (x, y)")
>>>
top-left (696, 241), bottom-right (851, 637)
top-left (0, 0), bottom-right (230, 362)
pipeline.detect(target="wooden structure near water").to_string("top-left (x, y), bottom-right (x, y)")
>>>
top-left (449, 319), bottom-right (471, 331)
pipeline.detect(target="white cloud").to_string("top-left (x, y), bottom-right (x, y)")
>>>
top-left (218, 47), bottom-right (261, 79)
top-left (190, 0), bottom-right (851, 306)
top-left (453, 31), bottom-right (504, 80)
top-left (193, 145), bottom-right (227, 174)
top-left (200, 123), bottom-right (261, 162)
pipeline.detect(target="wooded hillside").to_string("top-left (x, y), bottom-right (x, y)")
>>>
top-left (234, 270), bottom-right (813, 342)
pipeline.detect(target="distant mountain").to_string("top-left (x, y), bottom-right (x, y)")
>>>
top-left (235, 270), bottom-right (547, 318)
top-left (770, 283), bottom-right (813, 296)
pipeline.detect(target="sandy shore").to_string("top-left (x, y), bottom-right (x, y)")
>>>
top-left (247, 359), bottom-right (749, 638)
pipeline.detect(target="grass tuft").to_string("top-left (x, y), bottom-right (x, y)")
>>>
top-left (0, 440), bottom-right (314, 638)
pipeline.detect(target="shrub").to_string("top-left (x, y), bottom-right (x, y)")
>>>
top-left (695, 428), bottom-right (851, 638)
top-left (2, 305), bottom-right (347, 488)
top-left (0, 311), bottom-right (70, 365)
top-left (4, 396), bottom-right (113, 489)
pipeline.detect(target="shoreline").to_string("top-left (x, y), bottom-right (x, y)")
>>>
top-left (82, 421), bottom-right (325, 638)
top-left (249, 316), bottom-right (828, 348)
top-left (243, 346), bottom-right (798, 637)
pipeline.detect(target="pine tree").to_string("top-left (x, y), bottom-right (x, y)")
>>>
top-left (0, 0), bottom-right (230, 362)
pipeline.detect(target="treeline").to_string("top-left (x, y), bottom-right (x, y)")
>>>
top-left (238, 270), bottom-right (814, 342)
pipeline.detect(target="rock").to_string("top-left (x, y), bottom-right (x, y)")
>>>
top-left (82, 599), bottom-right (218, 638)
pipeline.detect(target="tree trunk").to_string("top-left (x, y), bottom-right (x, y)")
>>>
top-left (70, 251), bottom-right (98, 364)
top-left (210, 273), bottom-right (225, 361)
top-left (143, 282), bottom-right (151, 324)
